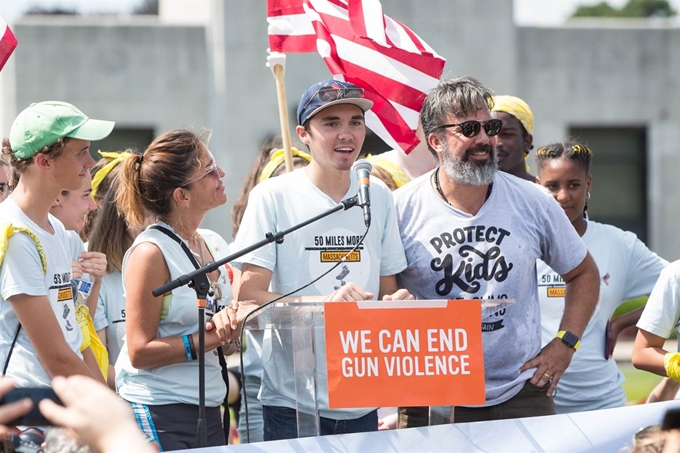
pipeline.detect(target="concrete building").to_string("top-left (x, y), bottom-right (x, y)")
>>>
top-left (1, 0), bottom-right (678, 259)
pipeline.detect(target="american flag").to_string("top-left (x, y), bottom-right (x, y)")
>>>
top-left (0, 16), bottom-right (17, 72)
top-left (267, 0), bottom-right (445, 154)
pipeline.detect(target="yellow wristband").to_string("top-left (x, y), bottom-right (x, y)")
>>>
top-left (556, 330), bottom-right (581, 351)
top-left (664, 352), bottom-right (680, 382)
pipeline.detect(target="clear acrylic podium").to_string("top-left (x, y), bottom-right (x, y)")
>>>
top-left (242, 299), bottom-right (513, 438)
top-left (243, 302), bottom-right (327, 439)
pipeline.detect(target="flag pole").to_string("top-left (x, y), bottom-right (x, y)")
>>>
top-left (267, 51), bottom-right (294, 172)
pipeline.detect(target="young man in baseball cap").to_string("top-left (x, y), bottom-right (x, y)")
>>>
top-left (233, 79), bottom-right (412, 440)
top-left (0, 101), bottom-right (114, 388)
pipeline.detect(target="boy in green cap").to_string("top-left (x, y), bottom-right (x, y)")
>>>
top-left (0, 101), bottom-right (114, 388)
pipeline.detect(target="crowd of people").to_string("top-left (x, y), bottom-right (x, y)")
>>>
top-left (0, 75), bottom-right (679, 452)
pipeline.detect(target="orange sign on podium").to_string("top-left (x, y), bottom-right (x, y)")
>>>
top-left (324, 299), bottom-right (485, 409)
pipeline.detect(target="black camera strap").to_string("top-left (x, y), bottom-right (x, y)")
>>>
top-left (149, 225), bottom-right (231, 441)
top-left (2, 323), bottom-right (21, 376)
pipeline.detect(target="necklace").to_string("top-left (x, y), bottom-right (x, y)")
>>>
top-left (188, 235), bottom-right (203, 265)
top-left (432, 168), bottom-right (493, 206)
top-left (432, 168), bottom-right (449, 205)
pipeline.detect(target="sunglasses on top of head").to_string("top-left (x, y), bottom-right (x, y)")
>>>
top-left (435, 119), bottom-right (503, 138)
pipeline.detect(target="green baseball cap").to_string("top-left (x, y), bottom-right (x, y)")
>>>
top-left (9, 101), bottom-right (115, 160)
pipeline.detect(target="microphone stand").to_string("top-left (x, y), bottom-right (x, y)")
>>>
top-left (151, 195), bottom-right (359, 447)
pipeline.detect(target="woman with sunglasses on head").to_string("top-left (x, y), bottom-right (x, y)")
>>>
top-left (115, 129), bottom-right (239, 450)
top-left (535, 142), bottom-right (667, 413)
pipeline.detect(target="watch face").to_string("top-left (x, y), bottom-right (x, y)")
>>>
top-left (562, 331), bottom-right (579, 348)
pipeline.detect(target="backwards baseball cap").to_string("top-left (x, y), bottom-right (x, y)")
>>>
top-left (491, 95), bottom-right (534, 135)
top-left (297, 79), bottom-right (374, 126)
top-left (9, 101), bottom-right (115, 160)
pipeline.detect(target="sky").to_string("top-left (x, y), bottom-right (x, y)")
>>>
top-left (3, 0), bottom-right (680, 25)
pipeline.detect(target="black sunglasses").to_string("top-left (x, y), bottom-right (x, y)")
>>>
top-left (435, 119), bottom-right (504, 138)
top-left (0, 182), bottom-right (10, 195)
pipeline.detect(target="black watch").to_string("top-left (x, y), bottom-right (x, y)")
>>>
top-left (556, 330), bottom-right (580, 351)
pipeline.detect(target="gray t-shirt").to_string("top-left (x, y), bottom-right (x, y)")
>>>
top-left (394, 170), bottom-right (587, 406)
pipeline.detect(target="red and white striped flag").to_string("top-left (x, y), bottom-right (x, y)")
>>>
top-left (267, 0), bottom-right (445, 154)
top-left (0, 16), bottom-right (18, 72)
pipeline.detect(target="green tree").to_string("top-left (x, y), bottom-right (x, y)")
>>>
top-left (573, 2), bottom-right (619, 17)
top-left (572, 0), bottom-right (677, 18)
top-left (620, 0), bottom-right (677, 17)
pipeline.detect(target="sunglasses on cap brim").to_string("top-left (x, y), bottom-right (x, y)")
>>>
top-left (301, 87), bottom-right (366, 113)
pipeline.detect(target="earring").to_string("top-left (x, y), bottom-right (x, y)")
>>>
top-left (587, 192), bottom-right (591, 200)
top-left (186, 203), bottom-right (190, 208)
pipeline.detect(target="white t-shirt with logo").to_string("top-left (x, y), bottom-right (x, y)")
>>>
top-left (0, 198), bottom-right (82, 387)
top-left (394, 170), bottom-right (587, 406)
top-left (93, 270), bottom-right (126, 364)
top-left (233, 168), bottom-right (407, 420)
top-left (538, 220), bottom-right (667, 413)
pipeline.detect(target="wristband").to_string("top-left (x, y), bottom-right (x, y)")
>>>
top-left (182, 335), bottom-right (193, 361)
top-left (556, 330), bottom-right (581, 351)
top-left (664, 352), bottom-right (680, 382)
top-left (188, 333), bottom-right (197, 360)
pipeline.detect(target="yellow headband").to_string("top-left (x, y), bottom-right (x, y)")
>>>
top-left (259, 147), bottom-right (311, 183)
top-left (366, 155), bottom-right (409, 189)
top-left (91, 151), bottom-right (132, 202)
top-left (491, 95), bottom-right (534, 135)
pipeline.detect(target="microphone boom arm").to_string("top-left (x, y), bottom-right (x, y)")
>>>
top-left (151, 195), bottom-right (359, 297)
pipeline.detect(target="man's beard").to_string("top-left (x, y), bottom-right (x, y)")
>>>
top-left (441, 142), bottom-right (497, 186)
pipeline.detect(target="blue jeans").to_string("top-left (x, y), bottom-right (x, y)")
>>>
top-left (263, 405), bottom-right (378, 441)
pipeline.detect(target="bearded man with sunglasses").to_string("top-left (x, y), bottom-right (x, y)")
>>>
top-left (234, 79), bottom-right (412, 440)
top-left (393, 76), bottom-right (599, 425)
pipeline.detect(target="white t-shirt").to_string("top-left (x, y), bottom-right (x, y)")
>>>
top-left (93, 270), bottom-right (126, 364)
top-left (233, 168), bottom-right (407, 419)
top-left (394, 170), bottom-right (587, 406)
top-left (66, 230), bottom-right (83, 261)
top-left (538, 220), bottom-right (667, 413)
top-left (0, 198), bottom-right (83, 387)
top-left (637, 260), bottom-right (680, 340)
top-left (115, 224), bottom-right (233, 407)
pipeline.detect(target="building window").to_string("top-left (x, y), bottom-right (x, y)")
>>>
top-left (569, 127), bottom-right (647, 242)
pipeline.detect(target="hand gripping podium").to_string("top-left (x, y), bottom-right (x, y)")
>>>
top-left (243, 299), bottom-right (513, 438)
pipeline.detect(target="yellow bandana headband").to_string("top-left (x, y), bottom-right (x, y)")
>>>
top-left (366, 155), bottom-right (410, 189)
top-left (491, 95), bottom-right (534, 135)
top-left (259, 147), bottom-right (311, 183)
top-left (91, 151), bottom-right (132, 202)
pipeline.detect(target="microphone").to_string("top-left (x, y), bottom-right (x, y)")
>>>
top-left (352, 159), bottom-right (372, 228)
